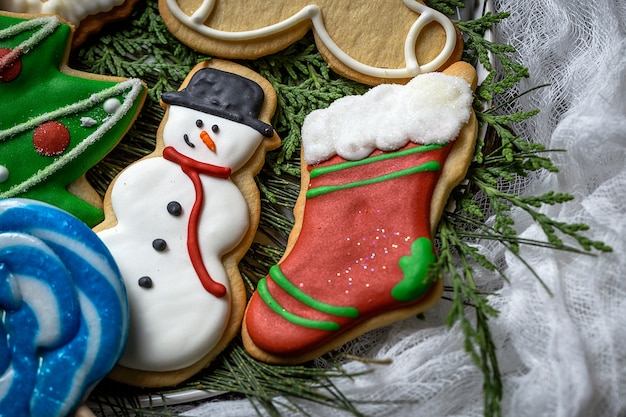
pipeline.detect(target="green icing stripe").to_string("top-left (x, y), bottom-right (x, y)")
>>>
top-left (307, 160), bottom-right (441, 199)
top-left (257, 278), bottom-right (340, 331)
top-left (309, 143), bottom-right (444, 179)
top-left (269, 265), bottom-right (359, 318)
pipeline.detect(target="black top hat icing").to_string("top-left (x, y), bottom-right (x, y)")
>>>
top-left (162, 68), bottom-right (274, 138)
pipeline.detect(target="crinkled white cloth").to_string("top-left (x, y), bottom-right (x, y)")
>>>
top-left (185, 0), bottom-right (626, 415)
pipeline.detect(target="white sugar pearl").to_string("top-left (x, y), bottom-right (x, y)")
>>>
top-left (0, 166), bottom-right (9, 183)
top-left (103, 98), bottom-right (121, 115)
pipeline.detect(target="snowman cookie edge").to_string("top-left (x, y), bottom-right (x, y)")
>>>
top-left (95, 59), bottom-right (279, 387)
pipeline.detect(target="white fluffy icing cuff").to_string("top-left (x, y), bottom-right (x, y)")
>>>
top-left (302, 72), bottom-right (473, 165)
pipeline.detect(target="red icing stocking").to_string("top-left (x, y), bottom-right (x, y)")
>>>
top-left (243, 142), bottom-right (451, 362)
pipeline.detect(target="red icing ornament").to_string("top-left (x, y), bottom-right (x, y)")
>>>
top-left (0, 48), bottom-right (22, 82)
top-left (33, 121), bottom-right (71, 156)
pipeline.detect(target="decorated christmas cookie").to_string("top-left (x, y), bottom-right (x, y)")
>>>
top-left (158, 0), bottom-right (463, 85)
top-left (0, 12), bottom-right (146, 227)
top-left (242, 61), bottom-right (478, 364)
top-left (0, 0), bottom-right (141, 47)
top-left (0, 198), bottom-right (129, 417)
top-left (95, 59), bottom-right (280, 387)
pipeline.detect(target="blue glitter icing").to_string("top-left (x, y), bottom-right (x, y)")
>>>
top-left (0, 198), bottom-right (129, 417)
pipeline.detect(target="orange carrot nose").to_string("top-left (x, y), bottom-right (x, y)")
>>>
top-left (200, 130), bottom-right (216, 152)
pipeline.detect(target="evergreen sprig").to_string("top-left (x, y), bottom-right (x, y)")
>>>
top-left (455, 12), bottom-right (530, 106)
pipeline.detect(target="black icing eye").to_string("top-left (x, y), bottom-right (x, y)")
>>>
top-left (211, 124), bottom-right (219, 133)
top-left (196, 119), bottom-right (203, 128)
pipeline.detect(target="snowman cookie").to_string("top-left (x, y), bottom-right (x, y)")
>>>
top-left (158, 0), bottom-right (463, 85)
top-left (95, 59), bottom-right (280, 387)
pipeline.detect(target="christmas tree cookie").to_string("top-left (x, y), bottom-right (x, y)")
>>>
top-left (95, 59), bottom-right (280, 387)
top-left (0, 12), bottom-right (146, 227)
top-left (242, 61), bottom-right (478, 364)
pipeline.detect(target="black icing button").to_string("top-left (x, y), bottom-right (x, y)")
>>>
top-left (138, 276), bottom-right (153, 289)
top-left (152, 238), bottom-right (167, 252)
top-left (167, 201), bottom-right (182, 216)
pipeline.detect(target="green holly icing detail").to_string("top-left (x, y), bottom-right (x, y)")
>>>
top-left (391, 237), bottom-right (436, 302)
top-left (0, 15), bottom-right (145, 227)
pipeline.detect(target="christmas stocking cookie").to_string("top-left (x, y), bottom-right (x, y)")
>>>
top-left (95, 60), bottom-right (280, 387)
top-left (243, 61), bottom-right (478, 364)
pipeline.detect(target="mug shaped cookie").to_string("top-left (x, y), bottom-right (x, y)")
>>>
top-left (159, 0), bottom-right (463, 85)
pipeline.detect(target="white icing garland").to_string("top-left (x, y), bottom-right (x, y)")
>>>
top-left (0, 16), bottom-right (60, 71)
top-left (0, 79), bottom-right (144, 198)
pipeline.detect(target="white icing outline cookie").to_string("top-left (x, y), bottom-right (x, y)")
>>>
top-left (159, 0), bottom-right (462, 85)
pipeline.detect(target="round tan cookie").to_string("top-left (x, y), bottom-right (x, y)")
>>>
top-left (96, 59), bottom-right (280, 387)
top-left (158, 0), bottom-right (464, 85)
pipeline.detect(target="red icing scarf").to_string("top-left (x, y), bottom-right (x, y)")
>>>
top-left (162, 146), bottom-right (231, 298)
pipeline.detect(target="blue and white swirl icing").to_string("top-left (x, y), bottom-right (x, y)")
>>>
top-left (0, 198), bottom-right (128, 417)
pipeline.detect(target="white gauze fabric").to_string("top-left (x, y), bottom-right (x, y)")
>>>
top-left (183, 0), bottom-right (626, 416)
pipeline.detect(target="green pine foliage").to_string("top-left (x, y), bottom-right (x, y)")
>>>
top-left (72, 0), bottom-right (612, 416)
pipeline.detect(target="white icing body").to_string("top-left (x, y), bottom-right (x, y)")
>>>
top-left (0, 0), bottom-right (125, 26)
top-left (98, 106), bottom-right (263, 372)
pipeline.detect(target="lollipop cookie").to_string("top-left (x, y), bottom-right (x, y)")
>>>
top-left (0, 198), bottom-right (129, 417)
top-left (243, 61), bottom-right (478, 364)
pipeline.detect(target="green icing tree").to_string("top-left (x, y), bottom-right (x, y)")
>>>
top-left (0, 14), bottom-right (145, 226)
